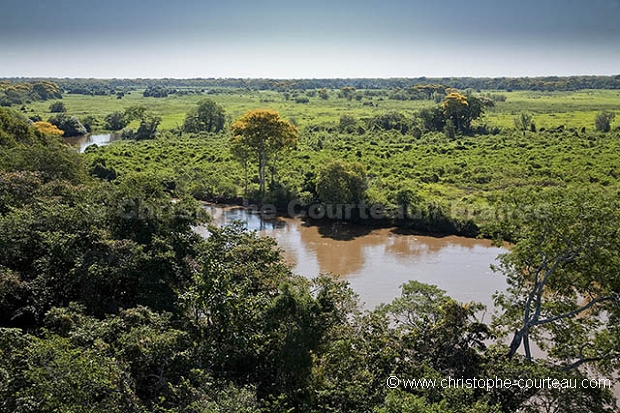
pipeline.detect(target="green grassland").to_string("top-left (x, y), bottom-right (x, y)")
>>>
top-left (26, 89), bottom-right (436, 130)
top-left (484, 89), bottom-right (620, 130)
top-left (23, 88), bottom-right (619, 131)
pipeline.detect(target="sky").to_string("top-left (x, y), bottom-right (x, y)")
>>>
top-left (1, 0), bottom-right (619, 78)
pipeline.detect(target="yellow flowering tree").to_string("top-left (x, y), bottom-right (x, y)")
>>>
top-left (442, 92), bottom-right (488, 133)
top-left (231, 110), bottom-right (298, 197)
top-left (32, 121), bottom-right (64, 136)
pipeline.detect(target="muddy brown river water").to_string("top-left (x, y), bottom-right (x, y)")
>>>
top-left (198, 205), bottom-right (508, 311)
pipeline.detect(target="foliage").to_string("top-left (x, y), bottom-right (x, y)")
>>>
top-left (339, 114), bottom-right (358, 133)
top-left (31, 121), bottom-right (63, 136)
top-left (367, 111), bottom-right (410, 134)
top-left (183, 98), bottom-right (226, 133)
top-left (3, 83), bottom-right (620, 412)
top-left (48, 101), bottom-right (66, 113)
top-left (7, 76), bottom-right (620, 95)
top-left (493, 188), bottom-right (620, 375)
top-left (442, 92), bottom-right (489, 133)
top-left (48, 113), bottom-right (88, 137)
top-left (315, 159), bottom-right (366, 206)
top-left (231, 109), bottom-right (298, 197)
top-left (594, 110), bottom-right (616, 132)
top-left (0, 176), bottom-right (208, 325)
top-left (513, 112), bottom-right (532, 136)
top-left (183, 226), bottom-right (354, 407)
top-left (0, 108), bottom-right (85, 182)
top-left (419, 107), bottom-right (446, 132)
top-left (1, 331), bottom-right (138, 412)
top-left (133, 116), bottom-right (161, 140)
top-left (80, 114), bottom-right (99, 133)
top-left (121, 106), bottom-right (161, 140)
top-left (124, 105), bottom-right (148, 122)
top-left (143, 85), bottom-right (169, 98)
top-left (0, 80), bottom-right (62, 106)
top-left (104, 111), bottom-right (129, 130)
top-left (85, 119), bottom-right (620, 236)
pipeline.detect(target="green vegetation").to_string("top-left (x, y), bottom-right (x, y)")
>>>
top-left (1, 76), bottom-right (620, 411)
top-left (48, 100), bottom-right (66, 113)
top-left (231, 109), bottom-right (299, 197)
top-left (316, 159), bottom-right (366, 207)
top-left (183, 99), bottom-right (226, 133)
top-left (48, 113), bottom-right (88, 137)
top-left (18, 81), bottom-right (607, 236)
top-left (79, 93), bottom-right (620, 235)
top-left (0, 80), bottom-right (62, 106)
top-left (595, 111), bottom-right (616, 133)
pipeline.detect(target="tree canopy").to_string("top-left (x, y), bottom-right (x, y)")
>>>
top-left (442, 92), bottom-right (490, 133)
top-left (231, 109), bottom-right (298, 197)
top-left (494, 188), bottom-right (620, 372)
top-left (183, 98), bottom-right (226, 133)
top-left (316, 159), bottom-right (366, 206)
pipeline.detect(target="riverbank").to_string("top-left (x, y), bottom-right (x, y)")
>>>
top-left (203, 197), bottom-right (482, 239)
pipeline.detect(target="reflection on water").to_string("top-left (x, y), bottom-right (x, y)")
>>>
top-left (200, 205), bottom-right (508, 310)
top-left (64, 133), bottom-right (121, 153)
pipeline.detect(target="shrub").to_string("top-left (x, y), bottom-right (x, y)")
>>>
top-left (594, 111), bottom-right (615, 132)
top-left (49, 101), bottom-right (66, 113)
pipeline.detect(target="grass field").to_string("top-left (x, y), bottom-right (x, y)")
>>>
top-left (484, 89), bottom-right (620, 130)
top-left (24, 88), bottom-right (620, 132)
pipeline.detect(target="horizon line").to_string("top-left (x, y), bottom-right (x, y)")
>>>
top-left (2, 74), bottom-right (620, 81)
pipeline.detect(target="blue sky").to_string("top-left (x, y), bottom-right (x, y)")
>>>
top-left (1, 0), bottom-right (619, 78)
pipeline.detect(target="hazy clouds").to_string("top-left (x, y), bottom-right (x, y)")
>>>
top-left (1, 0), bottom-right (619, 77)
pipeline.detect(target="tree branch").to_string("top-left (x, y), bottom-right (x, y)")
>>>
top-left (533, 295), bottom-right (617, 327)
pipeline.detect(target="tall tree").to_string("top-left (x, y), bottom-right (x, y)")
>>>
top-left (493, 188), bottom-right (620, 372)
top-left (315, 159), bottom-right (366, 206)
top-left (230, 137), bottom-right (252, 198)
top-left (183, 98), bottom-right (226, 133)
top-left (230, 110), bottom-right (298, 197)
top-left (442, 92), bottom-right (469, 132)
top-left (104, 111), bottom-right (128, 131)
top-left (442, 92), bottom-right (489, 133)
top-left (121, 106), bottom-right (160, 140)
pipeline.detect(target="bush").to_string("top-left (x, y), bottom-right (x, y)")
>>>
top-left (143, 85), bottom-right (169, 98)
top-left (104, 111), bottom-right (128, 131)
top-left (48, 101), bottom-right (66, 113)
top-left (595, 111), bottom-right (615, 132)
top-left (339, 114), bottom-right (358, 133)
top-left (48, 114), bottom-right (87, 137)
top-left (366, 112), bottom-right (409, 134)
top-left (80, 115), bottom-right (98, 133)
top-left (183, 99), bottom-right (226, 133)
top-left (122, 116), bottom-right (161, 141)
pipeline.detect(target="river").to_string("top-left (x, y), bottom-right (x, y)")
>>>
top-left (198, 205), bottom-right (508, 311)
top-left (65, 132), bottom-right (121, 153)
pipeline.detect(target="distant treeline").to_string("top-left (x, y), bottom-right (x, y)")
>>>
top-left (2, 75), bottom-right (620, 95)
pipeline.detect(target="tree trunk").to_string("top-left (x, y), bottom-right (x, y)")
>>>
top-left (270, 152), bottom-right (279, 187)
top-left (259, 150), bottom-right (266, 197)
top-left (243, 159), bottom-right (248, 198)
top-left (523, 329), bottom-right (532, 361)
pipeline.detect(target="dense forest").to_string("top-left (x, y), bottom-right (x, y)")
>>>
top-left (1, 74), bottom-right (620, 412)
top-left (2, 76), bottom-right (620, 99)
